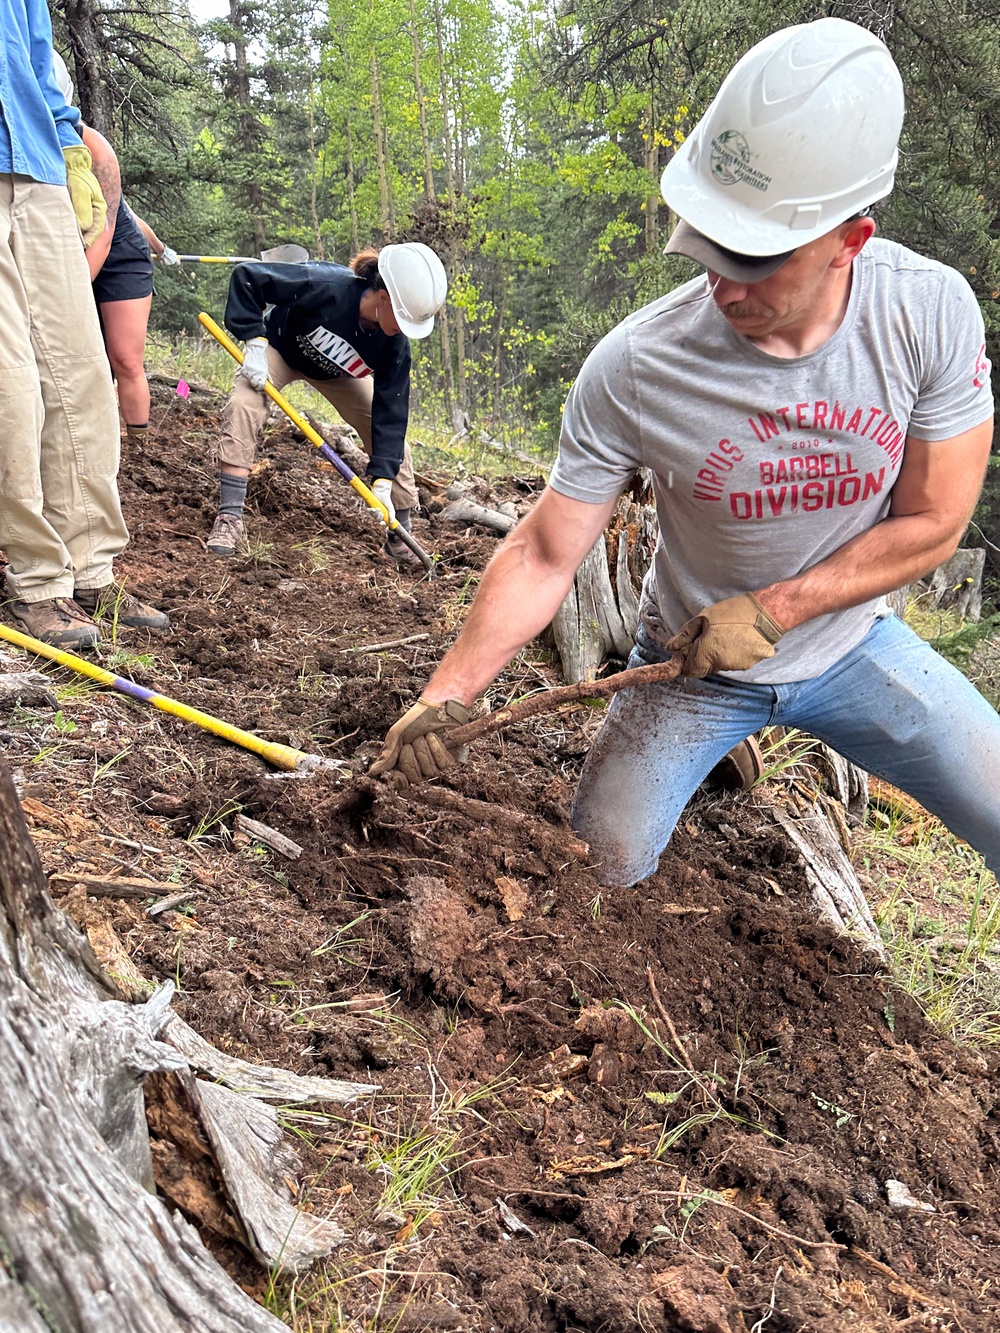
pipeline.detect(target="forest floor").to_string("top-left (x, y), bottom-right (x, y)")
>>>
top-left (5, 380), bottom-right (1000, 1333)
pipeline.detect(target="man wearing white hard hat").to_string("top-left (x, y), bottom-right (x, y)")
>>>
top-left (373, 18), bottom-right (999, 889)
top-left (212, 242), bottom-right (447, 563)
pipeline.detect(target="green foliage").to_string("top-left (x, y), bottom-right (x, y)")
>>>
top-left (53, 0), bottom-right (1000, 578)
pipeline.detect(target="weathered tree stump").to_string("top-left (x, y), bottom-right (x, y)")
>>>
top-left (888, 547), bottom-right (985, 623)
top-left (550, 491), bottom-right (658, 683)
top-left (927, 547), bottom-right (985, 621)
top-left (0, 754), bottom-right (371, 1329)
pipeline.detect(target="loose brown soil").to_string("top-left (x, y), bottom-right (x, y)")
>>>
top-left (7, 382), bottom-right (1000, 1332)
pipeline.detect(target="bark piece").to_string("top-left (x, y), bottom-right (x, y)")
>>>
top-left (162, 1013), bottom-right (377, 1105)
top-left (49, 871), bottom-right (190, 898)
top-left (551, 534), bottom-right (633, 683)
top-left (550, 494), bottom-right (658, 684)
top-left (186, 1075), bottom-right (345, 1271)
top-left (0, 670), bottom-right (58, 712)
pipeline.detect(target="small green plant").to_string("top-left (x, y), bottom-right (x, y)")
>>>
top-left (187, 798), bottom-right (242, 844)
top-left (50, 710), bottom-right (77, 735)
top-left (754, 726), bottom-right (824, 785)
top-left (312, 911), bottom-right (374, 965)
top-left (616, 1002), bottom-right (779, 1159)
top-left (244, 537), bottom-right (276, 565)
top-left (102, 647), bottom-right (157, 674)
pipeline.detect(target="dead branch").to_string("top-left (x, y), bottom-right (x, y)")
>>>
top-left (447, 656), bottom-right (683, 750)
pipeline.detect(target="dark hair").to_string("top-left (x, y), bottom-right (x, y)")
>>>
top-left (349, 247), bottom-right (385, 289)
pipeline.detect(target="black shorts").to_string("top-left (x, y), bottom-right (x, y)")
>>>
top-left (92, 205), bottom-right (154, 304)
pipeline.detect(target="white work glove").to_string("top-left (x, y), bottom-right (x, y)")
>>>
top-left (239, 337), bottom-right (270, 391)
top-left (371, 477), bottom-right (395, 524)
top-left (158, 245), bottom-right (180, 266)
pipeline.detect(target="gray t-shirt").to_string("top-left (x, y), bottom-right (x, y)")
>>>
top-left (550, 238), bottom-right (994, 683)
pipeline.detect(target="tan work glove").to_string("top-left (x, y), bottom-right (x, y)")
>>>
top-left (370, 696), bottom-right (471, 789)
top-left (63, 145), bottom-right (108, 248)
top-left (667, 593), bottom-right (785, 678)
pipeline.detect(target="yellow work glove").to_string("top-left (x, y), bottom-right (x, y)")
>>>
top-left (370, 696), bottom-right (471, 789)
top-left (667, 593), bottom-right (785, 678)
top-left (63, 144), bottom-right (107, 248)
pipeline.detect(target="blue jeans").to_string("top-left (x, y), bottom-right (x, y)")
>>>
top-left (572, 614), bottom-right (1000, 886)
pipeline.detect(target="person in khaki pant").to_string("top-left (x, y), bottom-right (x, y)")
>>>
top-left (210, 242), bottom-right (446, 564)
top-left (0, 7), bottom-right (167, 648)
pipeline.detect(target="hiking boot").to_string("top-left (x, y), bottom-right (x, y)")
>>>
top-left (708, 736), bottom-right (764, 792)
top-left (9, 596), bottom-right (102, 649)
top-left (384, 509), bottom-right (419, 565)
top-left (206, 511), bottom-right (245, 557)
top-left (74, 585), bottom-right (171, 632)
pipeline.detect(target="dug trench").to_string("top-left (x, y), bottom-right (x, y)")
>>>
top-left (9, 380), bottom-right (1000, 1331)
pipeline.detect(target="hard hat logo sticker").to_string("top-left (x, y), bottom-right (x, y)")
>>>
top-left (710, 132), bottom-right (772, 193)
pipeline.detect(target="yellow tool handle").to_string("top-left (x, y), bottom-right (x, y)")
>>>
top-left (198, 313), bottom-right (396, 527)
top-left (0, 623), bottom-right (309, 772)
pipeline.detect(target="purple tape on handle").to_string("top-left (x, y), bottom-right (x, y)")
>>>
top-left (318, 440), bottom-right (357, 484)
top-left (112, 677), bottom-right (158, 704)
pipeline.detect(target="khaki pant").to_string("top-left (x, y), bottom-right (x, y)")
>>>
top-left (220, 345), bottom-right (420, 511)
top-left (0, 175), bottom-right (128, 601)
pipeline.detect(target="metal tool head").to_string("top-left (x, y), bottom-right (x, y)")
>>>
top-left (260, 244), bottom-right (309, 263)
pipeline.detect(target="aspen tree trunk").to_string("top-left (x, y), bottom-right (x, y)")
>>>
top-left (367, 0), bottom-right (391, 238)
top-left (644, 87), bottom-right (659, 254)
top-left (345, 116), bottom-right (360, 255)
top-left (410, 0), bottom-right (458, 424)
top-left (410, 0), bottom-right (435, 199)
top-left (433, 0), bottom-right (466, 424)
top-left (307, 86), bottom-right (324, 259)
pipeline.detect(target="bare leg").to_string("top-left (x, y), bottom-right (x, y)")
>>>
top-left (99, 295), bottom-right (153, 426)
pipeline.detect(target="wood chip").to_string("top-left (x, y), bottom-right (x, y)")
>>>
top-left (146, 890), bottom-right (200, 917)
top-left (233, 814), bottom-right (303, 860)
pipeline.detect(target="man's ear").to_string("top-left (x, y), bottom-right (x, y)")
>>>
top-left (831, 215), bottom-right (877, 269)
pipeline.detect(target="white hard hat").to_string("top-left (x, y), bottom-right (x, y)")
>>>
top-left (661, 18), bottom-right (904, 278)
top-left (51, 51), bottom-right (75, 106)
top-left (378, 242), bottom-right (447, 339)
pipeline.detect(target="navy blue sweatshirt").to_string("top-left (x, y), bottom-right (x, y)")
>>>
top-left (225, 261), bottom-right (411, 481)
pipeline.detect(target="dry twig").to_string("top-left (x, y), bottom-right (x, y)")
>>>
top-left (646, 965), bottom-right (696, 1073)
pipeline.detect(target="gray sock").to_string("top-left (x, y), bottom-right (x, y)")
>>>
top-left (219, 473), bottom-right (248, 517)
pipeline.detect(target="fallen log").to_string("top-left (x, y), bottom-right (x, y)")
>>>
top-left (439, 497), bottom-right (517, 534)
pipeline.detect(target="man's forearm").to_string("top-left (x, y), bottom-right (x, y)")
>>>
top-left (756, 510), bottom-right (968, 630)
top-left (423, 532), bottom-right (579, 706)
